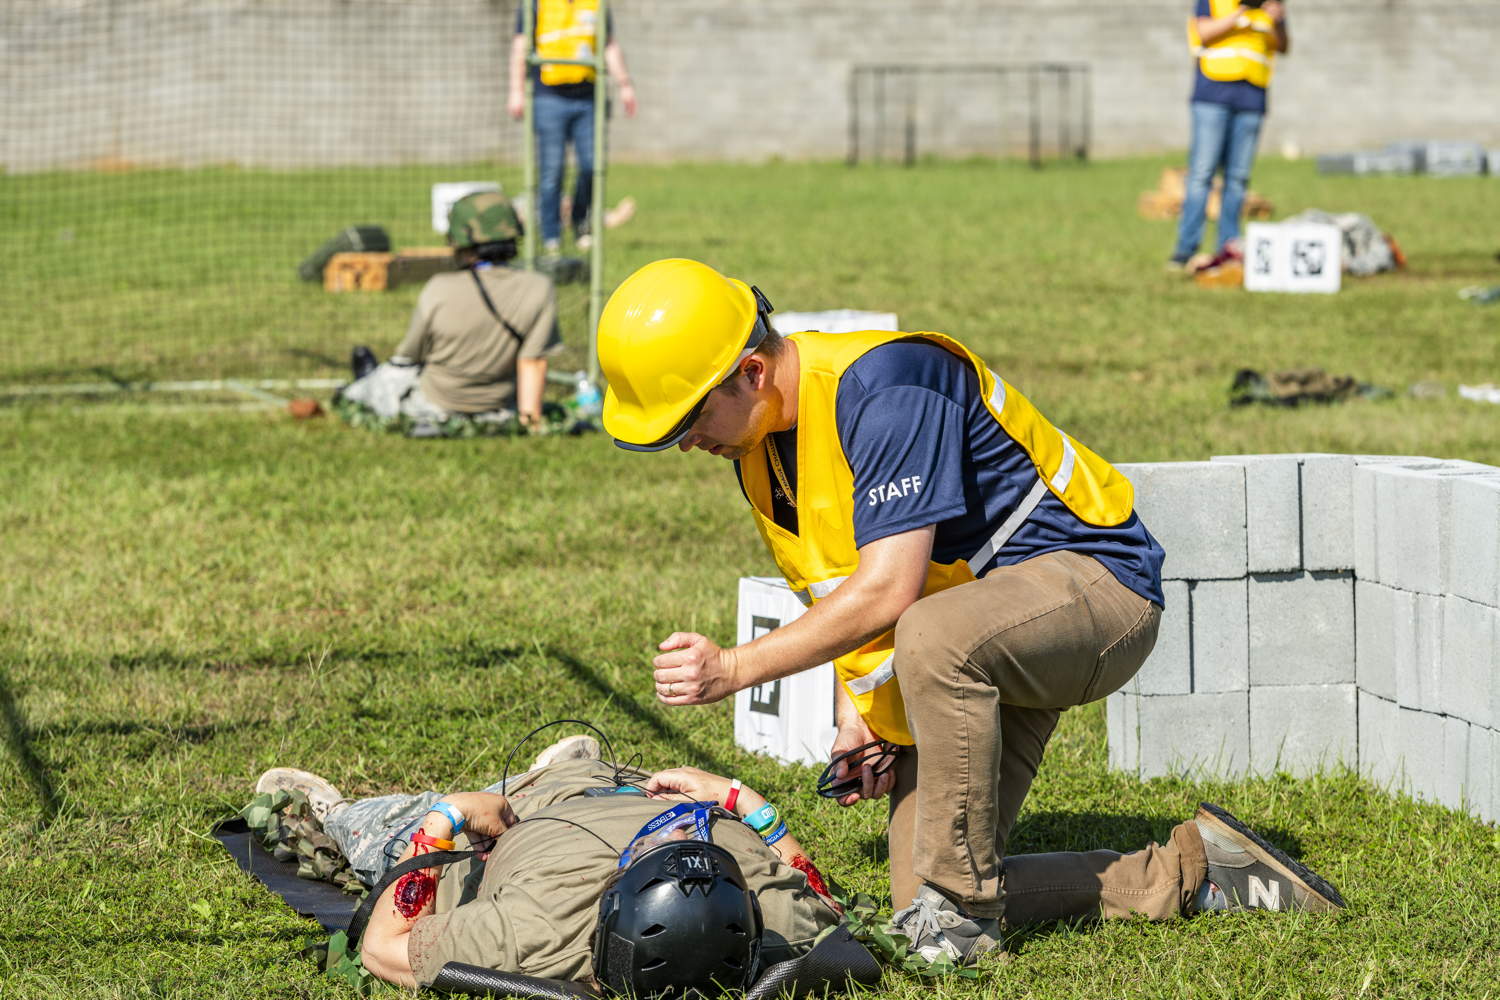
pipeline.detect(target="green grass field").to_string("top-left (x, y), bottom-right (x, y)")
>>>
top-left (2, 159), bottom-right (1498, 998)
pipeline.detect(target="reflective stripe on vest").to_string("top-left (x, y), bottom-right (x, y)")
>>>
top-left (536, 0), bottom-right (599, 87)
top-left (1190, 0), bottom-right (1276, 88)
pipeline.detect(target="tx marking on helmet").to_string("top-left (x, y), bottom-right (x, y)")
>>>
top-left (1248, 875), bottom-right (1282, 909)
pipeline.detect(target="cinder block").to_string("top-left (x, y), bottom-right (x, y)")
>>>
top-left (1136, 691), bottom-right (1250, 779)
top-left (1355, 580), bottom-right (1398, 701)
top-left (1397, 708), bottom-right (1446, 801)
top-left (1211, 455), bottom-right (1302, 572)
top-left (1467, 725), bottom-right (1494, 822)
top-left (1398, 710), bottom-right (1470, 810)
top-left (1300, 454), bottom-right (1355, 571)
top-left (1358, 691), bottom-right (1401, 789)
top-left (1352, 457), bottom-right (1440, 582)
top-left (1128, 580), bottom-right (1190, 694)
top-left (1106, 691), bottom-right (1138, 773)
top-left (1393, 590), bottom-right (1443, 713)
top-left (1250, 683), bottom-right (1357, 777)
top-left (1439, 597), bottom-right (1497, 728)
top-left (1447, 475), bottom-right (1500, 607)
top-left (1190, 578), bottom-right (1249, 692)
top-left (1248, 571), bottom-right (1355, 686)
top-left (1438, 715), bottom-right (1470, 811)
top-left (1118, 462), bottom-right (1247, 580)
top-left (1374, 466), bottom-right (1447, 593)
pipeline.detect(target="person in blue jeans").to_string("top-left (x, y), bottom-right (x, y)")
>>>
top-left (508, 1), bottom-right (638, 254)
top-left (1171, 0), bottom-right (1289, 272)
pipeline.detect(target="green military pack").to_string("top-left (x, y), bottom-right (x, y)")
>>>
top-left (297, 226), bottom-right (392, 282)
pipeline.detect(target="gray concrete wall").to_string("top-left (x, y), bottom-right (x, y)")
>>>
top-left (3, 0), bottom-right (1496, 170)
top-left (1109, 455), bottom-right (1500, 824)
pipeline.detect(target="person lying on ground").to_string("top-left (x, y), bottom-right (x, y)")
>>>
top-left (253, 735), bottom-right (1344, 992)
top-left (253, 736), bottom-right (841, 995)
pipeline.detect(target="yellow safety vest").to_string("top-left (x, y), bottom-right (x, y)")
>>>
top-left (536, 0), bottom-right (600, 87)
top-left (737, 330), bottom-right (1136, 744)
top-left (1188, 0), bottom-right (1276, 89)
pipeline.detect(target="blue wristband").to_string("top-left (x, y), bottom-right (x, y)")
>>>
top-left (762, 821), bottom-right (789, 846)
top-left (426, 801), bottom-right (465, 834)
top-left (743, 803), bottom-right (778, 834)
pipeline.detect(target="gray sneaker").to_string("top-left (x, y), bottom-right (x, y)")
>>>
top-left (254, 767), bottom-right (347, 823)
top-left (530, 733), bottom-right (602, 770)
top-left (887, 884), bottom-right (1002, 966)
top-left (1194, 802), bottom-right (1345, 914)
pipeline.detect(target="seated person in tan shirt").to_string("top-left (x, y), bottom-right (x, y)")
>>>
top-left (341, 191), bottom-right (561, 430)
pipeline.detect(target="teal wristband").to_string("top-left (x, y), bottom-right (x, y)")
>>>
top-left (762, 821), bottom-right (789, 846)
top-left (426, 801), bottom-right (465, 834)
top-left (743, 803), bottom-right (778, 834)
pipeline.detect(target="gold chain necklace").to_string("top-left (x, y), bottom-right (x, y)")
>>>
top-left (765, 434), bottom-right (797, 509)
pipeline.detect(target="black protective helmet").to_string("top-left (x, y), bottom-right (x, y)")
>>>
top-left (593, 841), bottom-right (763, 998)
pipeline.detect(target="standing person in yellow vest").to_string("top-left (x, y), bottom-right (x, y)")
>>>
top-left (508, 0), bottom-right (638, 254)
top-left (595, 259), bottom-right (1344, 967)
top-left (1170, 0), bottom-right (1289, 273)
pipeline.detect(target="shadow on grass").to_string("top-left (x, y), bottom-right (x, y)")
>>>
top-left (31, 717), bottom-right (261, 746)
top-left (0, 662), bottom-right (63, 829)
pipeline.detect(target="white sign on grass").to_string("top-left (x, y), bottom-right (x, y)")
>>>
top-left (771, 310), bottom-right (899, 335)
top-left (431, 181), bottom-right (503, 234)
top-left (733, 577), bottom-right (838, 767)
top-left (1244, 221), bottom-right (1342, 294)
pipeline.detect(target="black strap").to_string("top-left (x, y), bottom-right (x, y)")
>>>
top-left (345, 849), bottom-right (480, 952)
top-left (470, 268), bottom-right (526, 343)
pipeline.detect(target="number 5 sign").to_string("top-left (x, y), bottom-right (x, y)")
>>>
top-left (1243, 222), bottom-right (1343, 294)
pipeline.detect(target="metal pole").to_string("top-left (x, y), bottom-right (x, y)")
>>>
top-left (521, 0), bottom-right (536, 273)
top-left (847, 67), bottom-right (860, 166)
top-left (587, 0), bottom-right (608, 385)
top-left (903, 69), bottom-right (917, 167)
top-left (1080, 64), bottom-right (1092, 162)
top-left (1027, 65), bottom-right (1040, 169)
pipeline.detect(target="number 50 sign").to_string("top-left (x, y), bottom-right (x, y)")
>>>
top-left (1243, 222), bottom-right (1343, 294)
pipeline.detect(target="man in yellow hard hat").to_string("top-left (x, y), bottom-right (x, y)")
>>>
top-left (597, 259), bottom-right (1341, 965)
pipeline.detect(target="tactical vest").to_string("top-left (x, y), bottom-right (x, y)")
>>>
top-left (1188, 0), bottom-right (1277, 89)
top-left (737, 330), bottom-right (1135, 744)
top-left (536, 0), bottom-right (600, 87)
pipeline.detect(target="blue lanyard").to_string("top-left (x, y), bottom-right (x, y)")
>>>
top-left (616, 801), bottom-right (716, 868)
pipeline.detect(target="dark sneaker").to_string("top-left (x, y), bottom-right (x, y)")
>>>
top-left (1193, 242), bottom-right (1244, 275)
top-left (887, 884), bottom-right (1003, 965)
top-left (350, 345), bottom-right (378, 381)
top-left (1194, 802), bottom-right (1345, 914)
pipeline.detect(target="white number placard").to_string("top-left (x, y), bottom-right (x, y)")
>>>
top-left (733, 577), bottom-right (838, 767)
top-left (1244, 222), bottom-right (1343, 294)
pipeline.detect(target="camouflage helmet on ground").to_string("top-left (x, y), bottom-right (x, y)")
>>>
top-left (447, 191), bottom-right (524, 248)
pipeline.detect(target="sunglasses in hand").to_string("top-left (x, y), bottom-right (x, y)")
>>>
top-left (816, 740), bottom-right (903, 799)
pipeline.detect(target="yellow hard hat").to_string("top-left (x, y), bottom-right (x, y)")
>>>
top-left (598, 258), bottom-right (771, 451)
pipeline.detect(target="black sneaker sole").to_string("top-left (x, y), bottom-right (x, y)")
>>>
top-left (1197, 802), bottom-right (1346, 911)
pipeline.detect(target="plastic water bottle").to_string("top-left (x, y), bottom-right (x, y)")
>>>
top-left (573, 375), bottom-right (603, 419)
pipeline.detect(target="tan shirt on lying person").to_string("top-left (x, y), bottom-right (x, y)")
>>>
top-left (405, 759), bottom-right (839, 986)
top-left (394, 266), bottom-right (561, 415)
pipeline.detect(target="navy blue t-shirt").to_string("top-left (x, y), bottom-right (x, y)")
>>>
top-left (834, 341), bottom-right (1164, 606)
top-left (1190, 0), bottom-right (1268, 113)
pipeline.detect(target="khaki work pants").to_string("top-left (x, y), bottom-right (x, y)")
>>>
top-left (888, 551), bottom-right (1206, 923)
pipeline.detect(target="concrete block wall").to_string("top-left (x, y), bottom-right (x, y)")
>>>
top-left (5, 0), bottom-right (1500, 170)
top-left (1107, 455), bottom-right (1500, 824)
